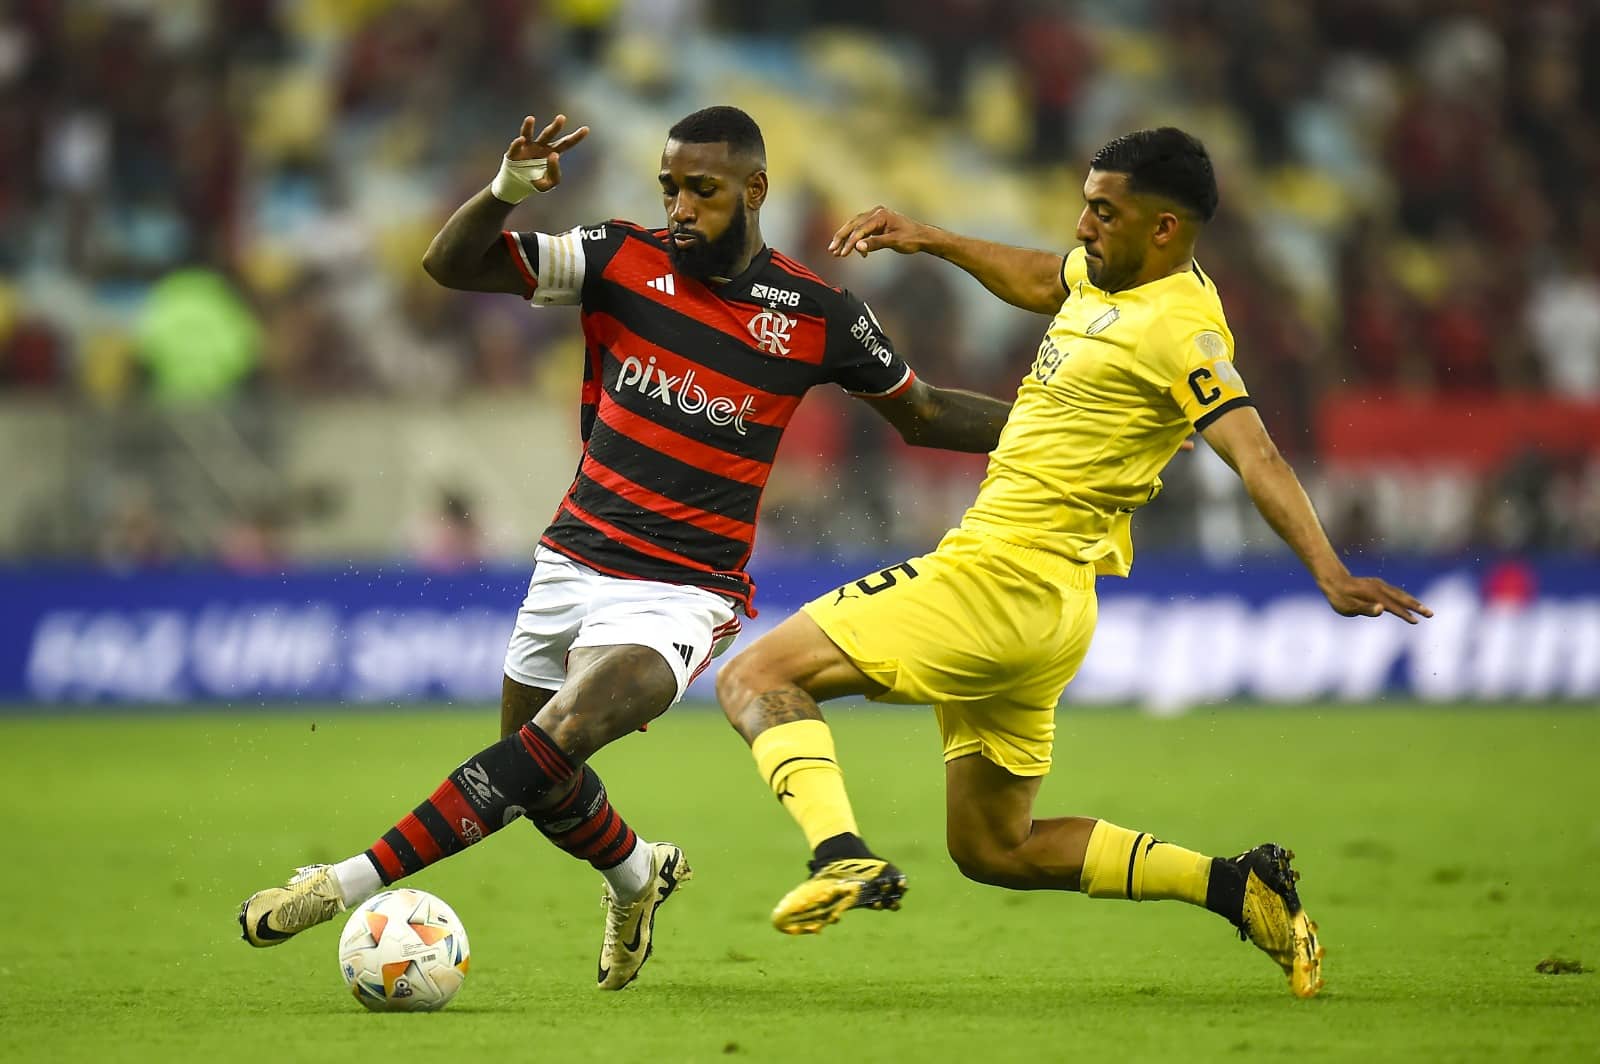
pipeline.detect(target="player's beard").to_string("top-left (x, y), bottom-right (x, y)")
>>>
top-left (1084, 246), bottom-right (1140, 293)
top-left (669, 206), bottom-right (750, 280)
top-left (1083, 252), bottom-right (1105, 288)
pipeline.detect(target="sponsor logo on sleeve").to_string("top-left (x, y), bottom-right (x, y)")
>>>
top-left (1195, 331), bottom-right (1228, 360)
top-left (1210, 357), bottom-right (1244, 389)
top-left (849, 307), bottom-right (893, 366)
top-left (1188, 333), bottom-right (1243, 403)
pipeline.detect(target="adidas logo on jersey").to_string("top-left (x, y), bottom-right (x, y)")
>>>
top-left (647, 274), bottom-right (676, 295)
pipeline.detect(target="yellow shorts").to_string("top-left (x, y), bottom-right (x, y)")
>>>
top-left (800, 527), bottom-right (1097, 776)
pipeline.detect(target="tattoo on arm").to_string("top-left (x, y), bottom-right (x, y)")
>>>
top-left (914, 387), bottom-right (1011, 452)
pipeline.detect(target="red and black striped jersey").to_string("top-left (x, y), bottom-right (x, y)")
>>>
top-left (502, 219), bottom-right (915, 613)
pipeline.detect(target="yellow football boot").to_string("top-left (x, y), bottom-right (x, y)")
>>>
top-left (771, 858), bottom-right (907, 935)
top-left (1235, 844), bottom-right (1325, 998)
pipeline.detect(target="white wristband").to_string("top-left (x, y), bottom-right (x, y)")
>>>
top-left (490, 154), bottom-right (550, 204)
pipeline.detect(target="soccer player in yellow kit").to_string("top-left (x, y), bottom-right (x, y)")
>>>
top-left (715, 128), bottom-right (1432, 998)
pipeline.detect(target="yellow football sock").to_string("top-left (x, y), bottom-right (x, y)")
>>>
top-left (1080, 820), bottom-right (1211, 905)
top-left (751, 719), bottom-right (860, 850)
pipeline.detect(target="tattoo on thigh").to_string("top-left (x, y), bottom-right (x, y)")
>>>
top-left (751, 685), bottom-right (824, 729)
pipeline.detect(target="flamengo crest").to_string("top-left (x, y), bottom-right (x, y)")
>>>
top-left (747, 309), bottom-right (794, 355)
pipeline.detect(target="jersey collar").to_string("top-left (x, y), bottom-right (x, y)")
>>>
top-left (709, 245), bottom-right (773, 290)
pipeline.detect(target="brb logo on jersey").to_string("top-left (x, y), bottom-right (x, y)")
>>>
top-left (751, 283), bottom-right (800, 307)
top-left (747, 310), bottom-right (795, 355)
top-left (617, 356), bottom-right (757, 434)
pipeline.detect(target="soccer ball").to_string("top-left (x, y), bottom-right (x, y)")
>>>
top-left (338, 888), bottom-right (471, 1012)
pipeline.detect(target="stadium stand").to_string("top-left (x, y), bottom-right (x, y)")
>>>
top-left (1, 0), bottom-right (1597, 563)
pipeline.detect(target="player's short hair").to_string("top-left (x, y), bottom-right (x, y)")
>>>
top-left (667, 106), bottom-right (766, 167)
top-left (1090, 128), bottom-right (1218, 223)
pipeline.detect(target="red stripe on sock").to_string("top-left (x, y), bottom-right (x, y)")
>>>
top-left (545, 780), bottom-right (585, 815)
top-left (396, 812), bottom-right (442, 864)
top-left (523, 738), bottom-right (565, 781)
top-left (591, 828), bottom-right (638, 869)
top-left (369, 839), bottom-right (404, 883)
top-left (572, 810), bottom-right (627, 860)
top-left (560, 806), bottom-right (617, 853)
top-left (517, 726), bottom-right (573, 782)
top-left (430, 780), bottom-right (486, 845)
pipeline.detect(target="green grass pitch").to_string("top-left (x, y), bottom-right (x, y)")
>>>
top-left (3, 705), bottom-right (1597, 1062)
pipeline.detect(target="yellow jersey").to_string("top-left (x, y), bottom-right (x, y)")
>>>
top-left (959, 247), bottom-right (1251, 576)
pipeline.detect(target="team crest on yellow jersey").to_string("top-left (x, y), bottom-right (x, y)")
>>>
top-left (1084, 307), bottom-right (1120, 335)
top-left (1033, 306), bottom-right (1120, 383)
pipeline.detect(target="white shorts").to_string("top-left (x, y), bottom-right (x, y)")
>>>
top-left (503, 545), bottom-right (742, 702)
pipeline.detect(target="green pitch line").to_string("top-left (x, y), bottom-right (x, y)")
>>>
top-left (2, 705), bottom-right (1597, 1062)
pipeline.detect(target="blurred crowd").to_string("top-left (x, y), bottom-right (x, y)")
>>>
top-left (1, 0), bottom-right (1598, 564)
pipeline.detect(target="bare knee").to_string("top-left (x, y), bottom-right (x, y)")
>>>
top-left (534, 645), bottom-right (676, 760)
top-left (716, 650), bottom-right (848, 748)
top-left (715, 649), bottom-right (795, 738)
top-left (717, 617), bottom-right (880, 743)
top-left (948, 835), bottom-right (1018, 887)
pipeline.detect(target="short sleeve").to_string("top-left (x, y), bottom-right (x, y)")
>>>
top-left (502, 221), bottom-right (626, 306)
top-left (1148, 320), bottom-right (1252, 431)
top-left (824, 291), bottom-right (915, 399)
top-left (1061, 246), bottom-right (1088, 294)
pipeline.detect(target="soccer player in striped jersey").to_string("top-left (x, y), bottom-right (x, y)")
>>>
top-left (716, 128), bottom-right (1433, 998)
top-left (237, 106), bottom-right (1012, 990)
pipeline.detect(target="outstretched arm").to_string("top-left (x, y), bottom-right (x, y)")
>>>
top-left (421, 114), bottom-right (590, 293)
top-left (1200, 406), bottom-right (1432, 623)
top-left (829, 206), bottom-right (1066, 315)
top-left (865, 377), bottom-right (1011, 453)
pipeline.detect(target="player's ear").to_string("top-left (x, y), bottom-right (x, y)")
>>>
top-left (1151, 209), bottom-right (1182, 248)
top-left (745, 169), bottom-right (768, 211)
